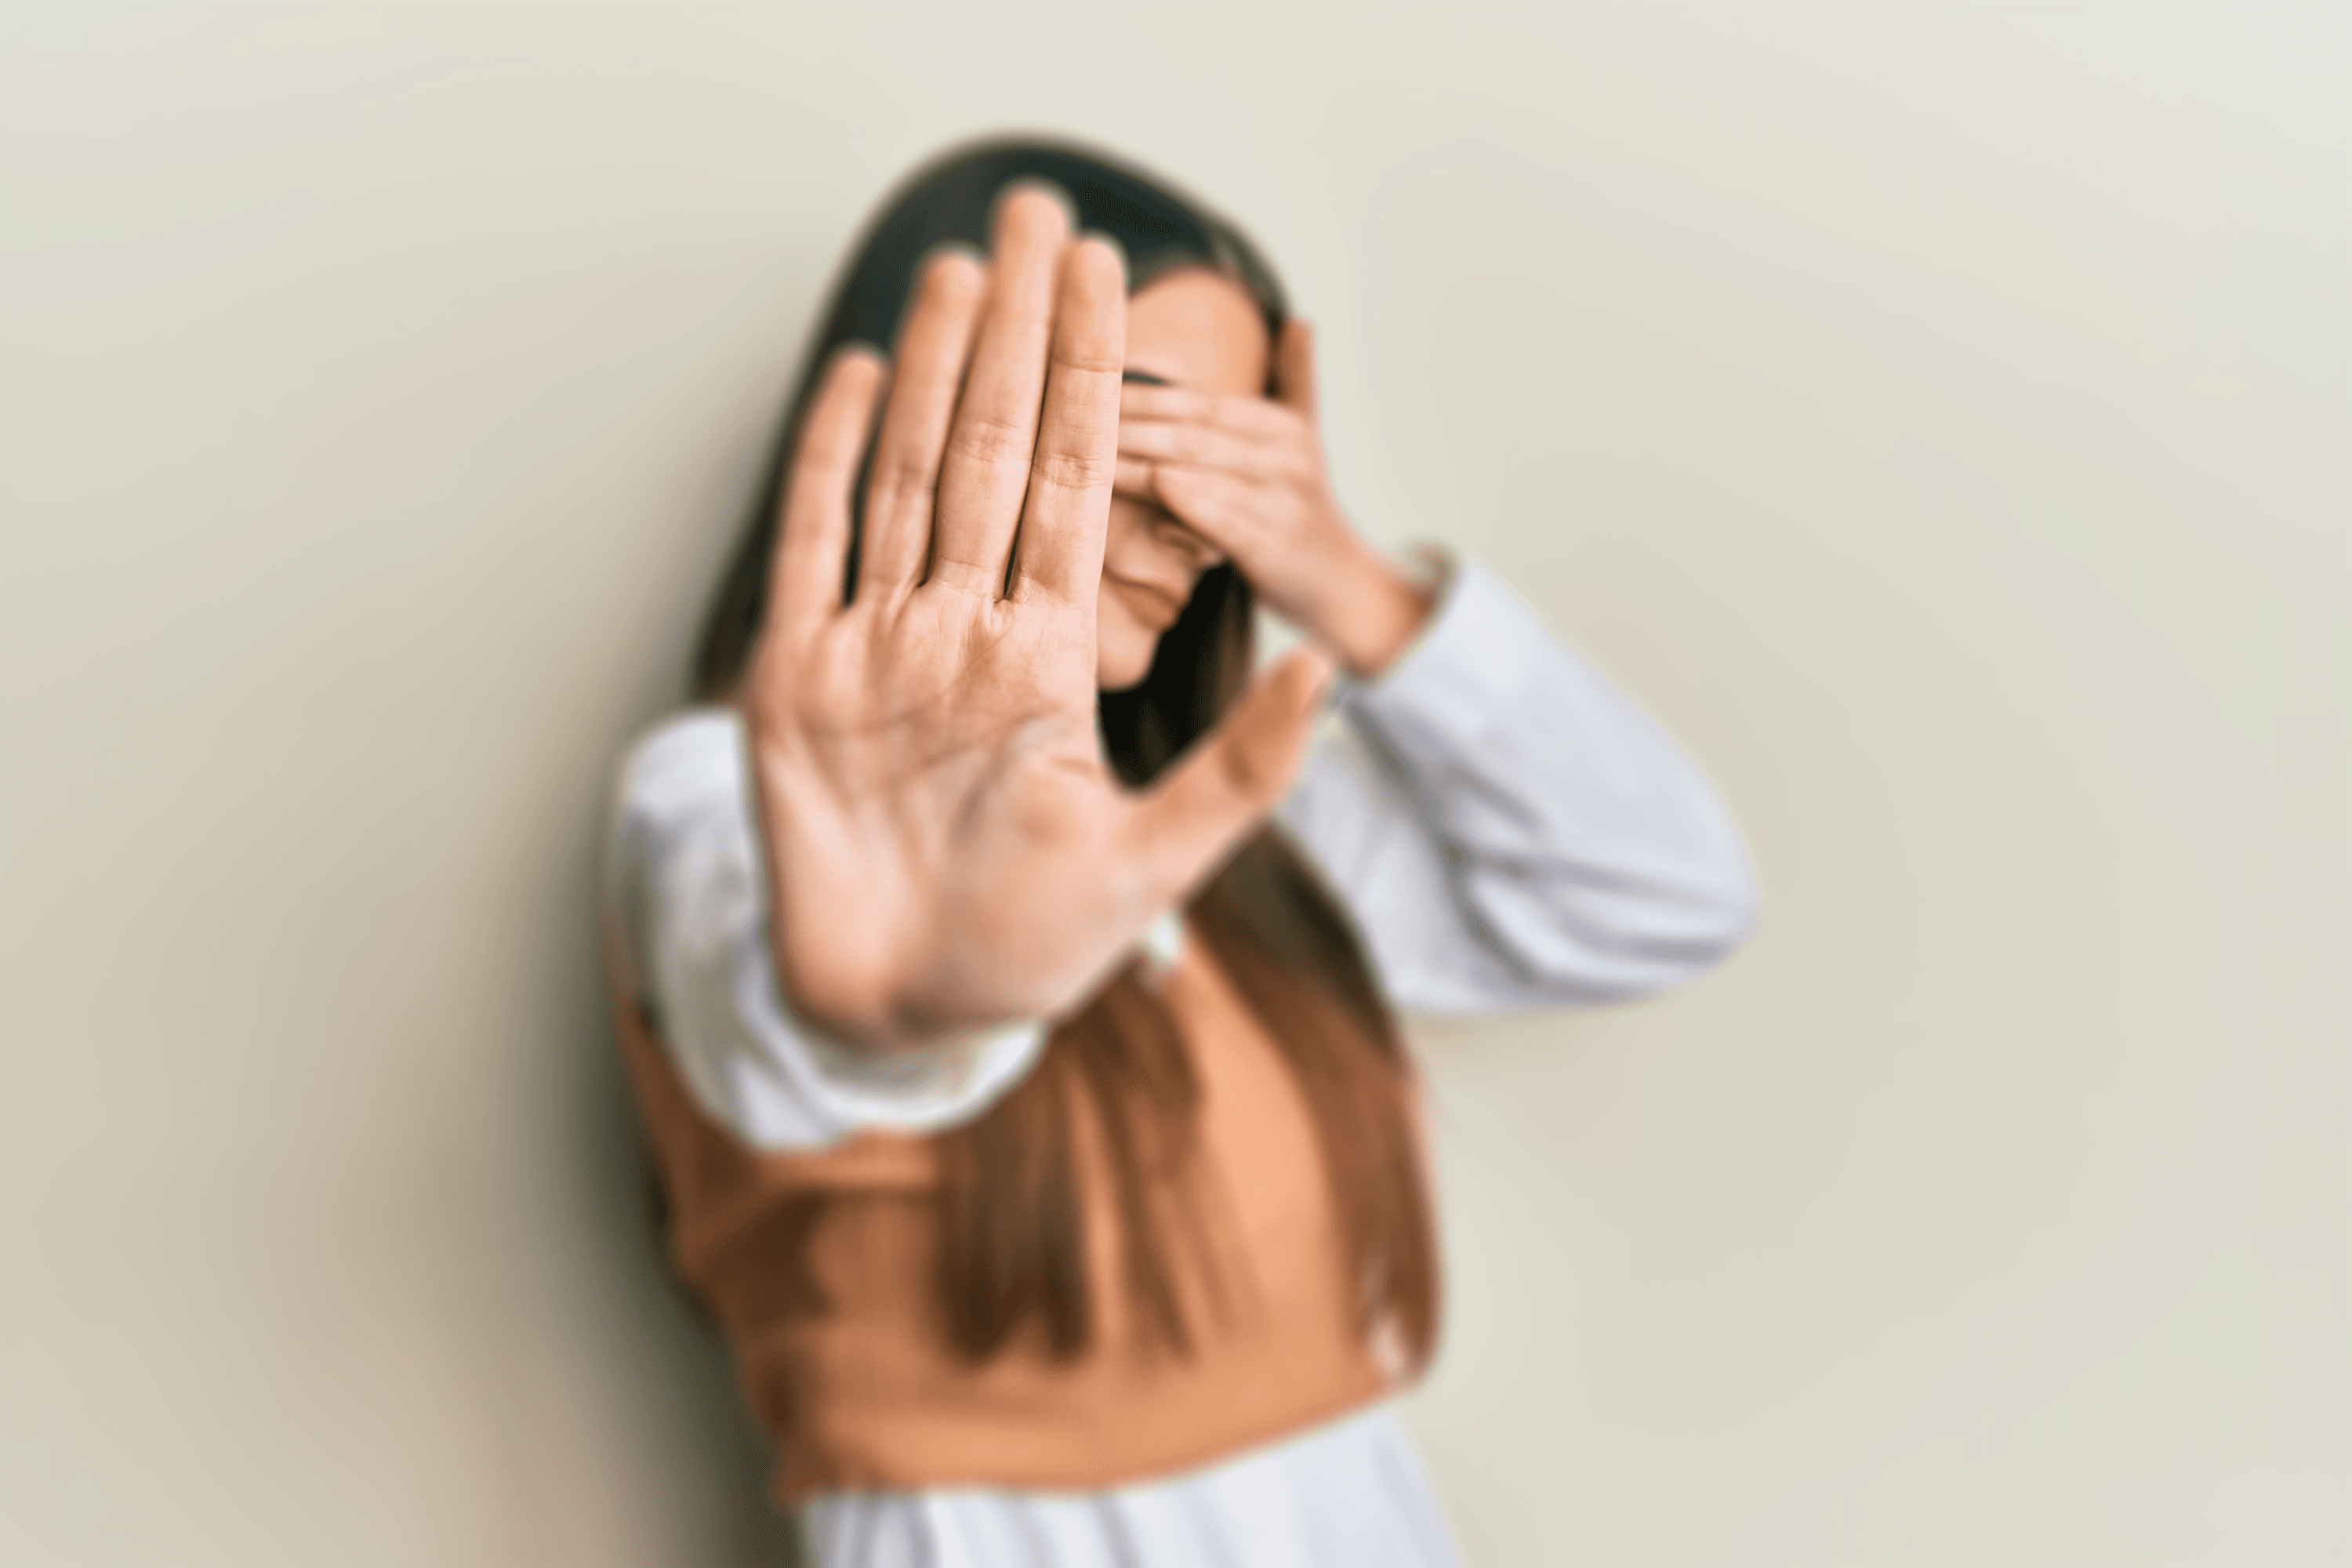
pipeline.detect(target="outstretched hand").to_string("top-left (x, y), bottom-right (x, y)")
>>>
top-left (742, 190), bottom-right (1334, 1051)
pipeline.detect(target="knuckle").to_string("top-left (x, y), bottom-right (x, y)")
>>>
top-left (948, 413), bottom-right (1033, 466)
top-left (1033, 445), bottom-right (1116, 491)
top-left (1054, 343), bottom-right (1123, 376)
top-left (872, 445), bottom-right (939, 506)
top-left (993, 296), bottom-right (1054, 338)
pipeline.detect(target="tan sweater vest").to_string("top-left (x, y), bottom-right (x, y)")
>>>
top-left (608, 931), bottom-right (1399, 1505)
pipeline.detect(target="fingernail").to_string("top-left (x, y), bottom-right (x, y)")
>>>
top-left (994, 176), bottom-right (1078, 237)
top-left (918, 238), bottom-right (985, 275)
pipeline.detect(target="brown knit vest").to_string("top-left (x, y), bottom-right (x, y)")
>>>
top-left (604, 922), bottom-right (1399, 1505)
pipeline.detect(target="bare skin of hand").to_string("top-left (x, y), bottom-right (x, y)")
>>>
top-left (1115, 311), bottom-right (1433, 679)
top-left (742, 191), bottom-right (1334, 1051)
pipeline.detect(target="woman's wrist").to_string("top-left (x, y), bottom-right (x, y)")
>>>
top-left (1297, 540), bottom-right (1435, 679)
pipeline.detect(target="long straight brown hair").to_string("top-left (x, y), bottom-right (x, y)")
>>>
top-left (689, 139), bottom-right (1437, 1370)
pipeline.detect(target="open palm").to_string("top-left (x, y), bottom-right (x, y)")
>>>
top-left (743, 191), bottom-right (1330, 1051)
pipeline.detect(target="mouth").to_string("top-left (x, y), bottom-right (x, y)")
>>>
top-left (1105, 572), bottom-right (1186, 631)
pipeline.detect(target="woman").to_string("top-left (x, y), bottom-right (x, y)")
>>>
top-left (602, 140), bottom-right (1755, 1568)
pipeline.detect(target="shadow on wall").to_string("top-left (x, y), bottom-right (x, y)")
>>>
top-left (562, 840), bottom-right (804, 1568)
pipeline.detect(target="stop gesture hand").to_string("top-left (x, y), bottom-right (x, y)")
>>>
top-left (742, 191), bottom-right (1334, 1051)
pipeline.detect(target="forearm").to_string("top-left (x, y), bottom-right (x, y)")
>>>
top-left (1292, 539), bottom-right (1436, 680)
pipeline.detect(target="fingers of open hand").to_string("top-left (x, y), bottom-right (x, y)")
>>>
top-left (1119, 382), bottom-right (1303, 445)
top-left (1011, 237), bottom-right (1127, 601)
top-left (771, 347), bottom-right (886, 643)
top-left (1116, 418), bottom-right (1312, 482)
top-left (1123, 645), bottom-right (1335, 899)
top-left (931, 187), bottom-right (1071, 594)
top-left (1112, 456), bottom-right (1161, 499)
top-left (1146, 465), bottom-right (1285, 554)
top-left (859, 249), bottom-right (987, 599)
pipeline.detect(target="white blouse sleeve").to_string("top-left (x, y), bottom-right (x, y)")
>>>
top-left (601, 710), bottom-right (1047, 1152)
top-left (1276, 557), bottom-right (1757, 1014)
top-left (606, 560), bottom-right (1751, 1148)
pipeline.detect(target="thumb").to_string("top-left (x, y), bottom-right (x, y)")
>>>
top-left (1122, 644), bottom-right (1336, 902)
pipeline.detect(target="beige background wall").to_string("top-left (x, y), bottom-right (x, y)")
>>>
top-left (2, 4), bottom-right (2342, 1564)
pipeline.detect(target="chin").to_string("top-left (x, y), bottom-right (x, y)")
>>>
top-left (1095, 616), bottom-right (1160, 693)
top-left (1097, 648), bottom-right (1156, 694)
